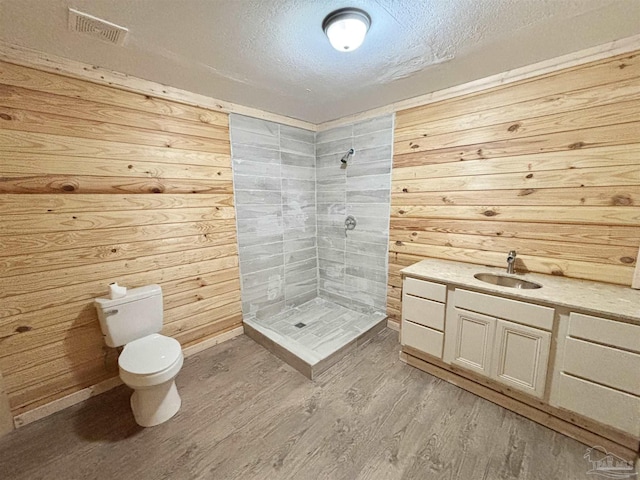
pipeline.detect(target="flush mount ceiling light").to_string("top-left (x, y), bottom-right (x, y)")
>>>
top-left (322, 8), bottom-right (371, 52)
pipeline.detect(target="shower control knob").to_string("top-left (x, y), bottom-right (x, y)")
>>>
top-left (345, 215), bottom-right (357, 230)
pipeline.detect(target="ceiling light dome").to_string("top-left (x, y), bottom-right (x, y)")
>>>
top-left (322, 8), bottom-right (371, 52)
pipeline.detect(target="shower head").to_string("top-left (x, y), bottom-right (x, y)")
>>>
top-left (341, 148), bottom-right (355, 164)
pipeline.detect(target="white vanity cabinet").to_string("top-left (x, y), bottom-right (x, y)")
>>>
top-left (400, 277), bottom-right (446, 359)
top-left (447, 289), bottom-right (552, 398)
top-left (399, 259), bottom-right (640, 461)
top-left (550, 312), bottom-right (640, 436)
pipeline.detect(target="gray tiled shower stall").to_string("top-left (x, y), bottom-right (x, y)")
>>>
top-left (230, 113), bottom-right (393, 367)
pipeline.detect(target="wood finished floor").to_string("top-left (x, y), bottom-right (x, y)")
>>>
top-left (0, 329), bottom-right (594, 479)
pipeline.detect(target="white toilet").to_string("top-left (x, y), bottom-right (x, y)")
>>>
top-left (94, 284), bottom-right (184, 427)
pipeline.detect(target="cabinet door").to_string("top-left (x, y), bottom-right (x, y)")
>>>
top-left (491, 320), bottom-right (550, 398)
top-left (451, 308), bottom-right (496, 376)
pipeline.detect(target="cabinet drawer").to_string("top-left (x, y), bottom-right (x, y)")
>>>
top-left (402, 293), bottom-right (445, 331)
top-left (403, 276), bottom-right (446, 303)
top-left (455, 289), bottom-right (554, 331)
top-left (569, 313), bottom-right (640, 354)
top-left (402, 320), bottom-right (444, 359)
top-left (552, 372), bottom-right (640, 436)
top-left (563, 337), bottom-right (640, 395)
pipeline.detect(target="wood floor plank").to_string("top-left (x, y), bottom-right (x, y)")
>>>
top-left (0, 330), bottom-right (601, 480)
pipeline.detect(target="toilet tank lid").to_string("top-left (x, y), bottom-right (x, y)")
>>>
top-left (119, 334), bottom-right (182, 375)
top-left (94, 284), bottom-right (162, 309)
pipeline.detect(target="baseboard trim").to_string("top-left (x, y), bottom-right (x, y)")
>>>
top-left (13, 325), bottom-right (245, 429)
top-left (386, 318), bottom-right (400, 331)
top-left (13, 376), bottom-right (123, 429)
top-left (182, 325), bottom-right (245, 356)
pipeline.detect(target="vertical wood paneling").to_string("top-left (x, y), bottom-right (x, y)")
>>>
top-left (388, 50), bottom-right (640, 321)
top-left (0, 61), bottom-right (240, 415)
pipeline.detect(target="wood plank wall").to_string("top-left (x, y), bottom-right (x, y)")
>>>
top-left (0, 61), bottom-right (241, 416)
top-left (387, 50), bottom-right (640, 322)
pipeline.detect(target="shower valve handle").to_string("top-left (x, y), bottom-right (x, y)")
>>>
top-left (344, 215), bottom-right (356, 237)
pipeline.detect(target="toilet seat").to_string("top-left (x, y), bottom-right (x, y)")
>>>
top-left (119, 334), bottom-right (183, 388)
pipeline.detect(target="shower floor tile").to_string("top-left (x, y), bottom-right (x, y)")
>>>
top-left (243, 297), bottom-right (387, 378)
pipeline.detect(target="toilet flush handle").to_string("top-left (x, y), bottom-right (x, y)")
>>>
top-left (104, 309), bottom-right (119, 317)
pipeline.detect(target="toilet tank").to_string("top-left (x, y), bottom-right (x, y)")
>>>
top-left (94, 284), bottom-right (163, 347)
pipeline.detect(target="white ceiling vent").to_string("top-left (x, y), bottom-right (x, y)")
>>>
top-left (68, 8), bottom-right (128, 46)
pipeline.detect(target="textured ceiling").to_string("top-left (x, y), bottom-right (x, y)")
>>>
top-left (1, 0), bottom-right (639, 123)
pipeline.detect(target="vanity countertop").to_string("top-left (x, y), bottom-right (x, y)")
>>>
top-left (401, 258), bottom-right (640, 324)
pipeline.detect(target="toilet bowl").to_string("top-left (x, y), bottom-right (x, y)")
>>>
top-left (118, 333), bottom-right (184, 427)
top-left (94, 284), bottom-right (184, 427)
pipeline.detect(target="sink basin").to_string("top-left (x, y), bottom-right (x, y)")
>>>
top-left (474, 273), bottom-right (542, 290)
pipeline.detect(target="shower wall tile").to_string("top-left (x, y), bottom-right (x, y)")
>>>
top-left (285, 264), bottom-right (317, 283)
top-left (348, 202), bottom-right (390, 219)
top-left (346, 160), bottom-right (391, 178)
top-left (236, 216), bottom-right (283, 236)
top-left (347, 189), bottom-right (390, 204)
top-left (237, 232), bottom-right (283, 249)
top-left (232, 144), bottom-right (281, 163)
top-left (280, 124), bottom-right (315, 144)
top-left (233, 113), bottom-right (393, 320)
top-left (232, 159), bottom-right (281, 177)
top-left (316, 125), bottom-right (353, 144)
top-left (283, 213), bottom-right (316, 231)
top-left (230, 115), bottom-right (279, 136)
top-left (282, 189), bottom-right (315, 208)
top-left (285, 257), bottom-right (317, 275)
top-left (345, 239), bottom-right (389, 257)
top-left (282, 178), bottom-right (315, 191)
top-left (283, 224), bottom-right (317, 241)
top-left (346, 251), bottom-right (387, 270)
top-left (282, 203), bottom-right (315, 217)
top-left (345, 216), bottom-right (389, 234)
top-left (231, 114), bottom-right (317, 319)
top-left (240, 254), bottom-right (285, 275)
top-left (316, 137), bottom-right (353, 157)
top-left (316, 114), bottom-right (394, 312)
top-left (345, 264), bottom-right (388, 284)
top-left (281, 165), bottom-right (315, 180)
top-left (281, 137), bottom-right (315, 157)
top-left (347, 173), bottom-right (391, 191)
top-left (353, 130), bottom-right (393, 151)
top-left (230, 128), bottom-right (279, 149)
top-left (316, 190), bottom-right (345, 204)
top-left (235, 190), bottom-right (282, 205)
top-left (233, 174), bottom-right (281, 191)
top-left (316, 203), bottom-right (346, 216)
top-left (350, 145), bottom-right (393, 164)
top-left (285, 290), bottom-right (317, 310)
top-left (235, 204), bottom-right (282, 218)
top-left (284, 236), bottom-right (316, 253)
top-left (317, 235), bottom-right (345, 250)
top-left (241, 265), bottom-right (285, 316)
top-left (281, 152), bottom-right (315, 168)
top-left (316, 153), bottom-right (344, 169)
top-left (345, 229), bottom-right (388, 245)
top-left (239, 241), bottom-right (283, 261)
top-left (353, 115), bottom-right (394, 136)
top-left (285, 246), bottom-right (317, 265)
top-left (318, 247), bottom-right (344, 263)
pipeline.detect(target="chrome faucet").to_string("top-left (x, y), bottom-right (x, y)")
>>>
top-left (506, 250), bottom-right (517, 274)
